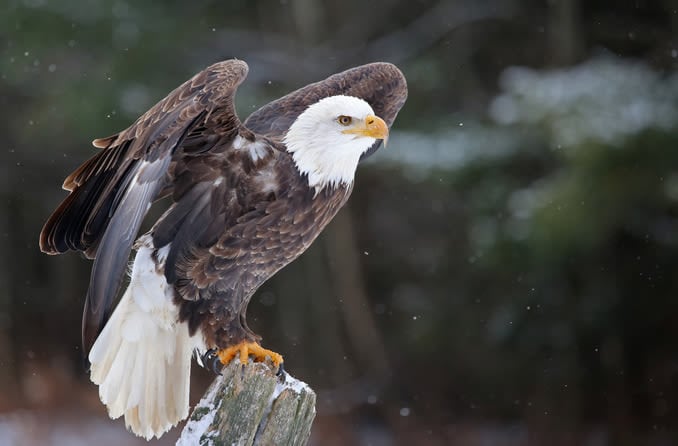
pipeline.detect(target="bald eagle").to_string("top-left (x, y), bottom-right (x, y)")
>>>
top-left (39, 59), bottom-right (407, 439)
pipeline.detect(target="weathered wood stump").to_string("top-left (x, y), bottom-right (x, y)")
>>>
top-left (177, 360), bottom-right (316, 446)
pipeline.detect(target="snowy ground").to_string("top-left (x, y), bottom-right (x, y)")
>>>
top-left (0, 411), bottom-right (179, 446)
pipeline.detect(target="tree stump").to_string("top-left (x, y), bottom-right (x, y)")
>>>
top-left (177, 360), bottom-right (316, 446)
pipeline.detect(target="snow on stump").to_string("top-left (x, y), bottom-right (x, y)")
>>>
top-left (178, 359), bottom-right (316, 446)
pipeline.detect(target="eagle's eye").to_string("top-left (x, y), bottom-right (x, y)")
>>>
top-left (337, 115), bottom-right (352, 126)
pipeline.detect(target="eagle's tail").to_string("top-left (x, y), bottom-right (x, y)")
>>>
top-left (88, 237), bottom-right (201, 440)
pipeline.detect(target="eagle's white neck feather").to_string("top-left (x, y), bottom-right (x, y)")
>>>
top-left (284, 95), bottom-right (378, 190)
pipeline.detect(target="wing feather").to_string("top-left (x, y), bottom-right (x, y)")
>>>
top-left (40, 59), bottom-right (250, 353)
top-left (82, 159), bottom-right (167, 352)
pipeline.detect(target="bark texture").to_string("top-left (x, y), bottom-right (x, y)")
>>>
top-left (178, 360), bottom-right (316, 446)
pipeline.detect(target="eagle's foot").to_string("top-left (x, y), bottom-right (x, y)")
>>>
top-left (217, 341), bottom-right (284, 372)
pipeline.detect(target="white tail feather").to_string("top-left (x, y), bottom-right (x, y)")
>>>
top-left (88, 238), bottom-right (203, 440)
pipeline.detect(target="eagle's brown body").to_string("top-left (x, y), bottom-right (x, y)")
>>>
top-left (166, 144), bottom-right (352, 348)
top-left (39, 59), bottom-right (407, 438)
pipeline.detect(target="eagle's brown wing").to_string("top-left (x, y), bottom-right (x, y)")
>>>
top-left (39, 60), bottom-right (249, 353)
top-left (243, 62), bottom-right (408, 160)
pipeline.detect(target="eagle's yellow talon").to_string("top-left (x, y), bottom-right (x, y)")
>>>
top-left (216, 341), bottom-right (283, 368)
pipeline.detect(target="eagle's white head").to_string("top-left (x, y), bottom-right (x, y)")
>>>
top-left (284, 95), bottom-right (389, 190)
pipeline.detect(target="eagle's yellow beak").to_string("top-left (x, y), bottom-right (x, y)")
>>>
top-left (343, 114), bottom-right (389, 146)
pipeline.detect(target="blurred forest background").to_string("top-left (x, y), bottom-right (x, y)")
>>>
top-left (1, 0), bottom-right (678, 445)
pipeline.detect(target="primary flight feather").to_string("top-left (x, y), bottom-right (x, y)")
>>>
top-left (39, 59), bottom-right (407, 439)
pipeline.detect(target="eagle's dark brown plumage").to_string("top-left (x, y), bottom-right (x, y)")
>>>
top-left (39, 59), bottom-right (407, 438)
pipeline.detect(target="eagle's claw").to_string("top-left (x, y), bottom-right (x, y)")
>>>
top-left (201, 348), bottom-right (223, 375)
top-left (276, 361), bottom-right (286, 377)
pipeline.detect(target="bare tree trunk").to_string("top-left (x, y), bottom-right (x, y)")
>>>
top-left (548, 0), bottom-right (580, 65)
top-left (178, 360), bottom-right (316, 446)
top-left (324, 207), bottom-right (390, 377)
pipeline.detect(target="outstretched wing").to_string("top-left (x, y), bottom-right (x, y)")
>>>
top-left (39, 60), bottom-right (249, 353)
top-left (243, 62), bottom-right (408, 160)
